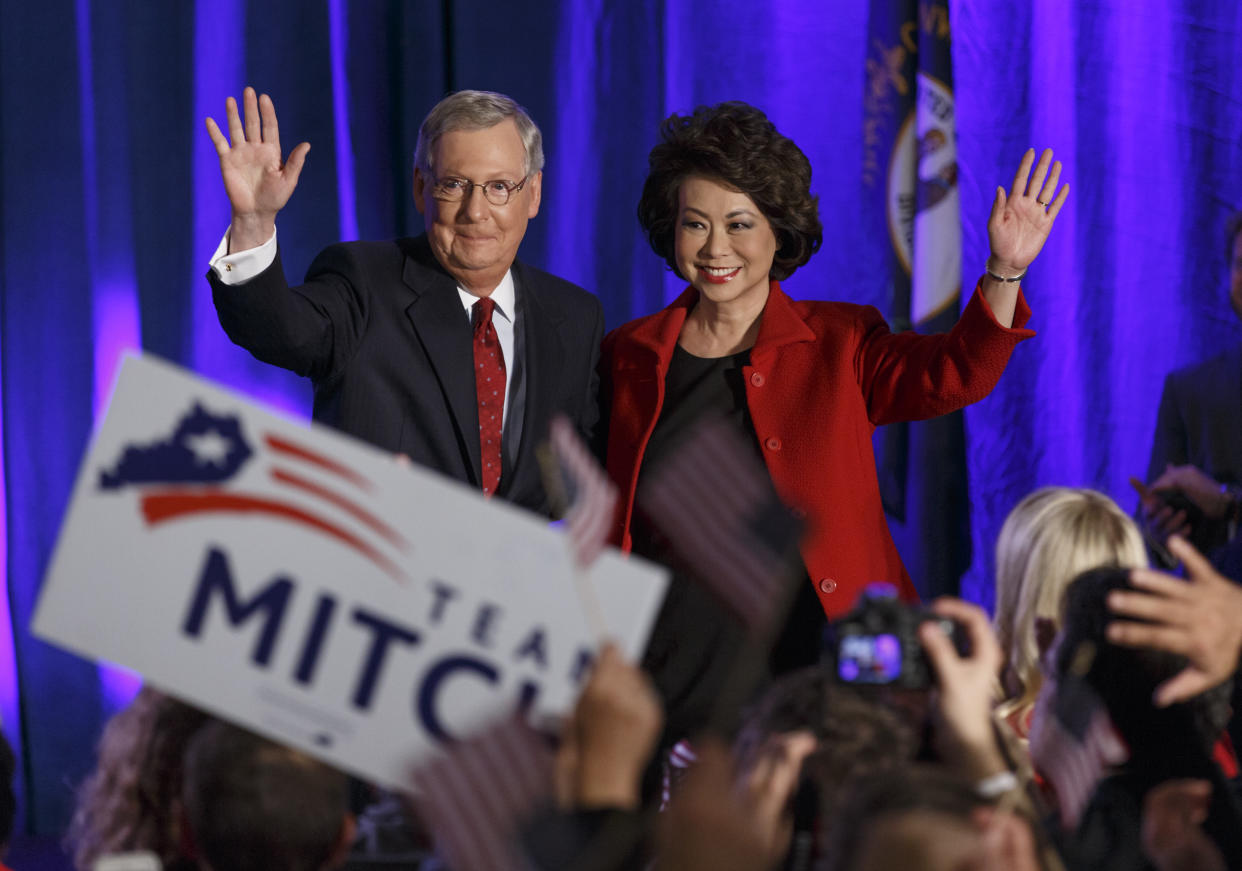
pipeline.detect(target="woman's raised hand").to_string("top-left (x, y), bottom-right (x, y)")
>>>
top-left (986, 147), bottom-right (1069, 276)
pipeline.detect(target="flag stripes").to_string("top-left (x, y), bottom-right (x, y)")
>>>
top-left (548, 415), bottom-right (617, 568)
top-left (412, 716), bottom-right (553, 871)
top-left (639, 418), bottom-right (790, 633)
top-left (1030, 663), bottom-right (1128, 829)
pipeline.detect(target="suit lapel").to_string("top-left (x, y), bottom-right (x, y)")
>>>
top-left (748, 281), bottom-right (818, 366)
top-left (400, 239), bottom-right (482, 484)
top-left (608, 289), bottom-right (690, 458)
top-left (628, 286), bottom-right (694, 360)
top-left (504, 263), bottom-right (564, 499)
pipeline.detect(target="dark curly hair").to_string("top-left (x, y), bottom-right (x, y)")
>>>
top-left (1057, 566), bottom-right (1233, 762)
top-left (68, 687), bottom-right (212, 871)
top-left (637, 102), bottom-right (822, 282)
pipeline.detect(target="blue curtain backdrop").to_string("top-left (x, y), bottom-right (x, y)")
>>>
top-left (1, 0), bottom-right (1240, 836)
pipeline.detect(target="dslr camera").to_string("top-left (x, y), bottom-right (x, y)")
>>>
top-left (830, 584), bottom-right (969, 689)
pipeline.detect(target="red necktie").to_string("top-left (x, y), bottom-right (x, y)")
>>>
top-left (472, 297), bottom-right (505, 496)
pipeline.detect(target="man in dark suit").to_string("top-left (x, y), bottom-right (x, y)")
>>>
top-left (205, 88), bottom-right (602, 515)
top-left (1140, 211), bottom-right (1242, 568)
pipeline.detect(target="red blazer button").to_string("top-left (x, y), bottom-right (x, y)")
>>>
top-left (750, 372), bottom-right (765, 387)
top-left (765, 437), bottom-right (781, 451)
top-left (818, 578), bottom-right (837, 593)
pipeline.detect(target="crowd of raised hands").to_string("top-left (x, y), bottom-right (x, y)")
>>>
top-left (53, 536), bottom-right (1242, 871)
top-left (542, 531), bottom-right (1242, 871)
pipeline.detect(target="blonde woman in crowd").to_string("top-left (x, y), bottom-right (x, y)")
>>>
top-left (992, 487), bottom-right (1148, 737)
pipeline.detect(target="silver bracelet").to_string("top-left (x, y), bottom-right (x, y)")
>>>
top-left (975, 770), bottom-right (1021, 799)
top-left (985, 265), bottom-right (1027, 283)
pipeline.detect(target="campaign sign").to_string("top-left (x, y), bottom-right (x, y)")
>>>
top-left (33, 354), bottom-right (668, 789)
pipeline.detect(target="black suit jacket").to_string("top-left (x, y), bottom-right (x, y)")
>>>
top-left (1145, 343), bottom-right (1242, 564)
top-left (1147, 344), bottom-right (1242, 757)
top-left (209, 234), bottom-right (603, 516)
top-left (1147, 343), bottom-right (1242, 485)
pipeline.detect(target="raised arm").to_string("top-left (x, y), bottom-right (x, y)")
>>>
top-left (981, 148), bottom-right (1069, 326)
top-left (555, 643), bottom-right (663, 811)
top-left (918, 597), bottom-right (1009, 781)
top-left (205, 86), bottom-right (310, 253)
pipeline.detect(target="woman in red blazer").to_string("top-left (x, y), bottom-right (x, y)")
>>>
top-left (602, 103), bottom-right (1067, 682)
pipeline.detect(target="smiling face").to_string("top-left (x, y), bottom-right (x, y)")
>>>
top-left (413, 118), bottom-right (541, 295)
top-left (674, 176), bottom-right (778, 311)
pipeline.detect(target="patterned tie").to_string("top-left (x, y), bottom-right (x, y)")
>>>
top-left (472, 297), bottom-right (506, 497)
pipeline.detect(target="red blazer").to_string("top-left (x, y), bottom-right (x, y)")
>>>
top-left (601, 279), bottom-right (1034, 618)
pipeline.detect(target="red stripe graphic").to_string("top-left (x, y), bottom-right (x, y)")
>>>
top-left (140, 489), bottom-right (405, 583)
top-left (263, 433), bottom-right (373, 492)
top-left (270, 466), bottom-right (409, 551)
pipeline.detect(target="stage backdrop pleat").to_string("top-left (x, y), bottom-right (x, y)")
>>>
top-left (1, 0), bottom-right (1240, 837)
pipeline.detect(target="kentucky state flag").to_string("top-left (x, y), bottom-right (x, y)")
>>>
top-left (862, 0), bottom-right (970, 598)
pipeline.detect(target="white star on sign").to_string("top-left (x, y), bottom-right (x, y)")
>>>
top-left (184, 430), bottom-right (233, 467)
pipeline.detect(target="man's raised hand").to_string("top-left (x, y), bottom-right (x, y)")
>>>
top-left (205, 86), bottom-right (310, 252)
top-left (1108, 535), bottom-right (1242, 706)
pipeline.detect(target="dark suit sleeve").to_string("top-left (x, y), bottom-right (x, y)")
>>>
top-left (1146, 370), bottom-right (1190, 481)
top-left (578, 297), bottom-right (605, 450)
top-left (521, 807), bottom-right (648, 871)
top-left (208, 243), bottom-right (372, 382)
top-left (592, 328), bottom-right (617, 463)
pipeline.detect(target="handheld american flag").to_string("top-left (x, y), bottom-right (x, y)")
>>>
top-left (1029, 641), bottom-right (1128, 829)
top-left (637, 416), bottom-right (802, 636)
top-left (546, 415), bottom-right (618, 569)
top-left (411, 716), bottom-right (554, 871)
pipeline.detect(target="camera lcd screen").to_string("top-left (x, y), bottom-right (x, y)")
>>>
top-left (837, 633), bottom-right (902, 683)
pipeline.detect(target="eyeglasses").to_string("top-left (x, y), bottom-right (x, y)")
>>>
top-left (428, 174), bottom-right (530, 206)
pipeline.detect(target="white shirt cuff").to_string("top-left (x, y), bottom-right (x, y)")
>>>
top-left (209, 227), bottom-right (278, 285)
top-left (974, 770), bottom-right (1020, 799)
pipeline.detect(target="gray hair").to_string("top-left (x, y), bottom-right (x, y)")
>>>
top-left (414, 90), bottom-right (544, 177)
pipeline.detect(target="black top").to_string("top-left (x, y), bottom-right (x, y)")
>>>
top-left (633, 346), bottom-right (827, 748)
top-left (637, 345), bottom-right (759, 481)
